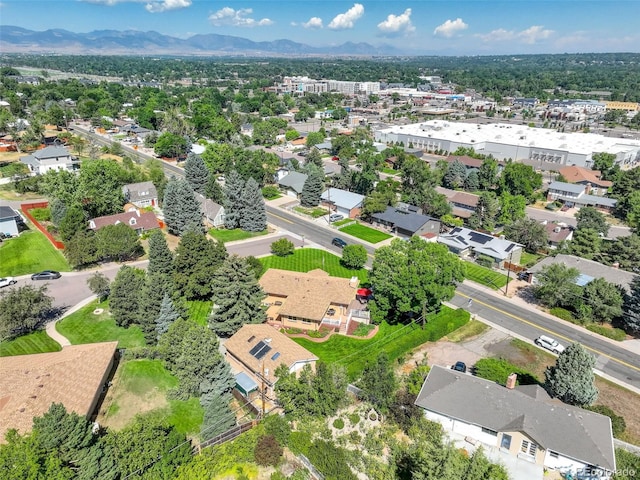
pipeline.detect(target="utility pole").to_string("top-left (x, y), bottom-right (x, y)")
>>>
top-left (504, 250), bottom-right (514, 297)
top-left (260, 361), bottom-right (266, 419)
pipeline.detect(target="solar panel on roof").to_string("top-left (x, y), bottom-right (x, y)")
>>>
top-left (254, 343), bottom-right (272, 360)
top-left (468, 232), bottom-right (492, 244)
top-left (248, 342), bottom-right (263, 356)
top-left (505, 243), bottom-right (515, 252)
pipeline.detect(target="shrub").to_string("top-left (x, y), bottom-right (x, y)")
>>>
top-left (550, 307), bottom-right (577, 323)
top-left (288, 431), bottom-right (311, 456)
top-left (475, 254), bottom-right (494, 268)
top-left (30, 207), bottom-right (51, 222)
top-left (263, 415), bottom-right (291, 447)
top-left (348, 413), bottom-right (360, 426)
top-left (340, 244), bottom-right (368, 269)
top-left (474, 358), bottom-right (539, 386)
top-left (586, 324), bottom-right (627, 341)
top-left (585, 405), bottom-right (626, 437)
top-left (254, 435), bottom-right (283, 466)
top-left (270, 238), bottom-right (295, 257)
top-left (332, 418), bottom-right (345, 430)
top-left (262, 185), bottom-right (281, 200)
top-left (306, 440), bottom-right (357, 480)
top-left (352, 323), bottom-right (375, 337)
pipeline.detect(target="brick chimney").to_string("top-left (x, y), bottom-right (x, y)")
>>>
top-left (506, 373), bottom-right (517, 390)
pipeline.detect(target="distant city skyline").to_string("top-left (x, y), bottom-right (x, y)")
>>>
top-left (1, 0), bottom-right (639, 55)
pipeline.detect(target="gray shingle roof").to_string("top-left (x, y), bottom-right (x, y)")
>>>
top-left (415, 366), bottom-right (615, 470)
top-left (122, 181), bottom-right (157, 203)
top-left (372, 205), bottom-right (436, 234)
top-left (321, 188), bottom-right (365, 210)
top-left (278, 172), bottom-right (308, 194)
top-left (0, 206), bottom-right (20, 221)
top-left (548, 181), bottom-right (586, 195)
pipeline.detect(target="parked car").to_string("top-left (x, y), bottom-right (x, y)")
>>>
top-left (331, 237), bottom-right (347, 248)
top-left (452, 361), bottom-right (467, 373)
top-left (0, 277), bottom-right (17, 288)
top-left (534, 335), bottom-right (565, 354)
top-left (31, 270), bottom-right (62, 281)
top-left (329, 213), bottom-right (344, 222)
top-left (332, 156), bottom-right (340, 161)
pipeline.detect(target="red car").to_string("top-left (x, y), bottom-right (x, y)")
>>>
top-left (332, 156), bottom-right (339, 161)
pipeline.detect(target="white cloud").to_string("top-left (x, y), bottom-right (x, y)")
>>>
top-left (477, 25), bottom-right (554, 44)
top-left (303, 17), bottom-right (323, 29)
top-left (377, 8), bottom-right (415, 35)
top-left (328, 3), bottom-right (364, 30)
top-left (433, 18), bottom-right (468, 38)
top-left (209, 7), bottom-right (273, 27)
top-left (145, 0), bottom-right (191, 13)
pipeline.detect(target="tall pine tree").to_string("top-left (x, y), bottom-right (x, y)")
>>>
top-left (239, 177), bottom-right (267, 232)
top-left (223, 170), bottom-right (245, 229)
top-left (209, 255), bottom-right (266, 337)
top-left (205, 174), bottom-right (225, 204)
top-left (109, 266), bottom-right (146, 328)
top-left (300, 166), bottom-right (324, 207)
top-left (184, 153), bottom-right (209, 195)
top-left (147, 229), bottom-right (174, 277)
top-left (199, 355), bottom-right (236, 438)
top-left (163, 177), bottom-right (204, 236)
top-left (155, 294), bottom-right (181, 340)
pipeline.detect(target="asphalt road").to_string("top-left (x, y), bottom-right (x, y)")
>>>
top-left (450, 283), bottom-right (640, 391)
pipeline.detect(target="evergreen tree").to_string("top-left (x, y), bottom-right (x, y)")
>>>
top-left (173, 231), bottom-right (228, 300)
top-left (205, 174), bottom-right (225, 204)
top-left (545, 343), bottom-right (598, 406)
top-left (163, 177), bottom-right (203, 236)
top-left (300, 166), bottom-right (324, 207)
top-left (155, 293), bottom-right (181, 340)
top-left (306, 147), bottom-right (323, 168)
top-left (623, 277), bottom-right (640, 335)
top-left (59, 203), bottom-right (87, 242)
top-left (184, 153), bottom-right (209, 195)
top-left (223, 170), bottom-right (245, 229)
top-left (239, 177), bottom-right (267, 232)
top-left (359, 352), bottom-right (397, 413)
top-left (209, 255), bottom-right (266, 337)
top-left (569, 228), bottom-right (602, 260)
top-left (468, 191), bottom-right (500, 231)
top-left (147, 229), bottom-right (174, 277)
top-left (199, 355), bottom-right (236, 438)
top-left (138, 274), bottom-right (169, 344)
top-left (109, 266), bottom-right (145, 328)
top-left (463, 170), bottom-right (480, 191)
top-left (478, 157), bottom-right (499, 190)
top-left (443, 159), bottom-right (467, 189)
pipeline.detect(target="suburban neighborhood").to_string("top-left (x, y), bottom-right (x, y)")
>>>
top-left (1, 52), bottom-right (640, 480)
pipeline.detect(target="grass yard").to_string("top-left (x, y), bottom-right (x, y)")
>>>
top-left (56, 300), bottom-right (146, 348)
top-left (463, 262), bottom-right (508, 290)
top-left (0, 230), bottom-right (70, 276)
top-left (332, 218), bottom-right (354, 227)
top-left (260, 248), bottom-right (368, 283)
top-left (339, 222), bottom-right (392, 244)
top-left (443, 319), bottom-right (489, 343)
top-left (100, 358), bottom-right (203, 435)
top-left (292, 306), bottom-right (469, 379)
top-left (520, 251), bottom-right (544, 267)
top-left (381, 167), bottom-right (402, 176)
top-left (293, 206), bottom-right (329, 218)
top-left (0, 330), bottom-right (62, 357)
top-left (208, 228), bottom-right (268, 243)
top-left (187, 300), bottom-right (213, 326)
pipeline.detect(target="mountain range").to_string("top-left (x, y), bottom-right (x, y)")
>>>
top-left (0, 26), bottom-right (404, 57)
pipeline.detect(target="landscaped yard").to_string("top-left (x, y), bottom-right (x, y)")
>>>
top-left (187, 300), bottom-right (213, 326)
top-left (260, 248), bottom-right (368, 283)
top-left (292, 306), bottom-right (469, 379)
top-left (332, 218), bottom-right (354, 227)
top-left (293, 206), bottom-right (329, 218)
top-left (0, 230), bottom-right (70, 276)
top-left (208, 228), bottom-right (268, 243)
top-left (100, 358), bottom-right (203, 435)
top-left (338, 222), bottom-right (392, 244)
top-left (463, 262), bottom-right (508, 290)
top-left (0, 330), bottom-right (62, 357)
top-left (520, 251), bottom-right (544, 267)
top-left (56, 300), bottom-right (146, 348)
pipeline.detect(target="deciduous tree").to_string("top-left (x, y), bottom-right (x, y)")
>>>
top-left (109, 266), bottom-right (145, 328)
top-left (0, 285), bottom-right (53, 340)
top-left (359, 352), bottom-right (397, 412)
top-left (95, 223), bottom-right (143, 262)
top-left (580, 277), bottom-right (624, 324)
top-left (532, 263), bottom-right (581, 309)
top-left (87, 272), bottom-right (110, 301)
top-left (575, 207), bottom-right (609, 236)
top-left (341, 244), bottom-right (367, 269)
top-left (503, 218), bottom-right (548, 253)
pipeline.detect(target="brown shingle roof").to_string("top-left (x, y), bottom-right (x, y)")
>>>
top-left (225, 324), bottom-right (317, 382)
top-left (558, 166), bottom-right (613, 188)
top-left (89, 210), bottom-right (159, 231)
top-left (435, 186), bottom-right (479, 208)
top-left (445, 155), bottom-right (484, 169)
top-left (259, 269), bottom-right (358, 322)
top-left (0, 342), bottom-right (118, 441)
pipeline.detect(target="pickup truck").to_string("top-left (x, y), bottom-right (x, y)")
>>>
top-left (0, 277), bottom-right (17, 288)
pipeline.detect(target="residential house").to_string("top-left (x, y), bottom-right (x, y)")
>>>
top-left (89, 209), bottom-right (160, 235)
top-left (557, 165), bottom-right (613, 196)
top-left (437, 227), bottom-right (522, 268)
top-left (542, 221), bottom-right (574, 248)
top-left (0, 342), bottom-right (118, 441)
top-left (415, 366), bottom-right (615, 479)
top-left (321, 188), bottom-right (365, 219)
top-left (259, 268), bottom-right (367, 334)
top-left (278, 172), bottom-right (308, 199)
top-left (0, 206), bottom-right (23, 236)
top-left (547, 181), bottom-right (617, 212)
top-left (122, 181), bottom-right (158, 208)
top-left (444, 154), bottom-right (484, 170)
top-left (195, 193), bottom-right (225, 227)
top-left (119, 124), bottom-right (152, 140)
top-left (525, 254), bottom-right (637, 293)
top-left (224, 324), bottom-right (318, 401)
top-left (20, 146), bottom-right (80, 175)
top-left (435, 186), bottom-right (479, 219)
top-left (371, 203), bottom-right (441, 239)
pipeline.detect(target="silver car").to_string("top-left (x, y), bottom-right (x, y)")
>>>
top-left (535, 335), bottom-right (565, 354)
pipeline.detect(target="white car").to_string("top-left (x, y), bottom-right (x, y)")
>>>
top-left (535, 335), bottom-right (565, 354)
top-left (0, 277), bottom-right (17, 288)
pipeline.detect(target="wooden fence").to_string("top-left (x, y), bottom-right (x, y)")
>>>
top-left (21, 202), bottom-right (65, 249)
top-left (195, 420), bottom-right (258, 452)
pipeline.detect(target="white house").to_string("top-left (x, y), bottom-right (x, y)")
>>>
top-left (122, 181), bottom-right (158, 208)
top-left (20, 146), bottom-right (80, 175)
top-left (195, 193), bottom-right (225, 227)
top-left (320, 188), bottom-right (365, 219)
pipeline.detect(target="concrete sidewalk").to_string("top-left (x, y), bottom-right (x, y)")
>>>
top-left (45, 295), bottom-right (97, 347)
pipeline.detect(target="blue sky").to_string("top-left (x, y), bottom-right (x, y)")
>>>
top-left (1, 0), bottom-right (639, 55)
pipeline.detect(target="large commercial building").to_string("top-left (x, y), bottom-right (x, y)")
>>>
top-left (374, 120), bottom-right (640, 170)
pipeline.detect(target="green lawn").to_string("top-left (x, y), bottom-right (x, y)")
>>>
top-left (339, 223), bottom-right (392, 244)
top-left (56, 300), bottom-right (146, 348)
top-left (0, 330), bottom-right (62, 357)
top-left (464, 262), bottom-right (508, 290)
top-left (332, 218), bottom-right (354, 227)
top-left (260, 248), bottom-right (368, 283)
top-left (381, 167), bottom-right (402, 176)
top-left (292, 306), bottom-right (470, 379)
top-left (187, 300), bottom-right (213, 326)
top-left (520, 251), bottom-right (544, 267)
top-left (0, 230), bottom-right (70, 276)
top-left (208, 228), bottom-right (268, 243)
top-left (293, 206), bottom-right (329, 218)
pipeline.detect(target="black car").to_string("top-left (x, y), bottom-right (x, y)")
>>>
top-left (452, 361), bottom-right (467, 373)
top-left (332, 237), bottom-right (347, 248)
top-left (31, 270), bottom-right (62, 281)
